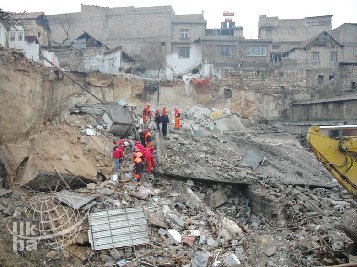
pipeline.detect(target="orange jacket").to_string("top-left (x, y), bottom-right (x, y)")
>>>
top-left (144, 131), bottom-right (152, 143)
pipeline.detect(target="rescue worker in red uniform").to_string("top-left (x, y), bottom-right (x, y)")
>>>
top-left (133, 157), bottom-right (143, 186)
top-left (143, 147), bottom-right (156, 174)
top-left (142, 104), bottom-right (151, 124)
top-left (133, 151), bottom-right (143, 162)
top-left (174, 108), bottom-right (181, 130)
top-left (143, 129), bottom-right (152, 148)
top-left (134, 141), bottom-right (146, 153)
top-left (112, 145), bottom-right (124, 173)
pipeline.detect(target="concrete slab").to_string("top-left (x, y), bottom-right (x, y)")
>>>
top-left (215, 115), bottom-right (245, 132)
top-left (239, 150), bottom-right (263, 170)
top-left (55, 190), bottom-right (96, 209)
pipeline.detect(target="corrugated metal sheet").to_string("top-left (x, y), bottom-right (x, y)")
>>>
top-left (88, 207), bottom-right (150, 251)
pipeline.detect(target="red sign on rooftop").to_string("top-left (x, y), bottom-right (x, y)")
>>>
top-left (223, 11), bottom-right (235, 16)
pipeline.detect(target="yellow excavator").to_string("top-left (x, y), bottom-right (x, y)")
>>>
top-left (307, 125), bottom-right (357, 245)
top-left (307, 125), bottom-right (357, 198)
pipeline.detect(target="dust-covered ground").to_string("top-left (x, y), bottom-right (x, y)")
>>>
top-left (159, 111), bottom-right (333, 188)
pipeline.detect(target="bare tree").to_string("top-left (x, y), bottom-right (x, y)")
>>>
top-left (140, 42), bottom-right (166, 77)
top-left (49, 15), bottom-right (76, 44)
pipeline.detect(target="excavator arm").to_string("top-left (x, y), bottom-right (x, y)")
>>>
top-left (306, 125), bottom-right (357, 197)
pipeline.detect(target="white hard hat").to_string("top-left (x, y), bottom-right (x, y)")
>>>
top-left (124, 141), bottom-right (129, 147)
top-left (138, 129), bottom-right (143, 133)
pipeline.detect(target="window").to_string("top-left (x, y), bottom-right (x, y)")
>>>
top-left (10, 32), bottom-right (15, 42)
top-left (38, 32), bottom-right (41, 38)
top-left (352, 82), bottom-right (356, 90)
top-left (18, 33), bottom-right (23, 41)
top-left (244, 47), bottom-right (266, 56)
top-left (180, 29), bottom-right (189, 39)
top-left (219, 46), bottom-right (233, 57)
top-left (266, 28), bottom-right (272, 39)
top-left (312, 52), bottom-right (319, 61)
top-left (329, 74), bottom-right (335, 84)
top-left (318, 75), bottom-right (324, 85)
top-left (330, 52), bottom-right (337, 63)
top-left (179, 47), bottom-right (190, 58)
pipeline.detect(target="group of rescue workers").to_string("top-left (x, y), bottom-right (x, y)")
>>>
top-left (112, 105), bottom-right (181, 187)
top-left (143, 104), bottom-right (181, 136)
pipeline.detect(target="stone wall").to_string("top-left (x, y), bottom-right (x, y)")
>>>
top-left (339, 64), bottom-right (357, 90)
top-left (47, 46), bottom-right (83, 71)
top-left (221, 68), bottom-right (309, 93)
top-left (213, 65), bottom-right (357, 122)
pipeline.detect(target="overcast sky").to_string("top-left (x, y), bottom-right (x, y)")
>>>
top-left (2, 0), bottom-right (357, 38)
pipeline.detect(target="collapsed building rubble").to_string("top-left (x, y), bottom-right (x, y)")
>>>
top-left (0, 103), bottom-right (355, 267)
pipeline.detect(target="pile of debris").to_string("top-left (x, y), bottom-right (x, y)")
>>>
top-left (0, 103), bottom-right (355, 267)
top-left (158, 105), bottom-right (332, 188)
top-left (1, 172), bottom-right (355, 266)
